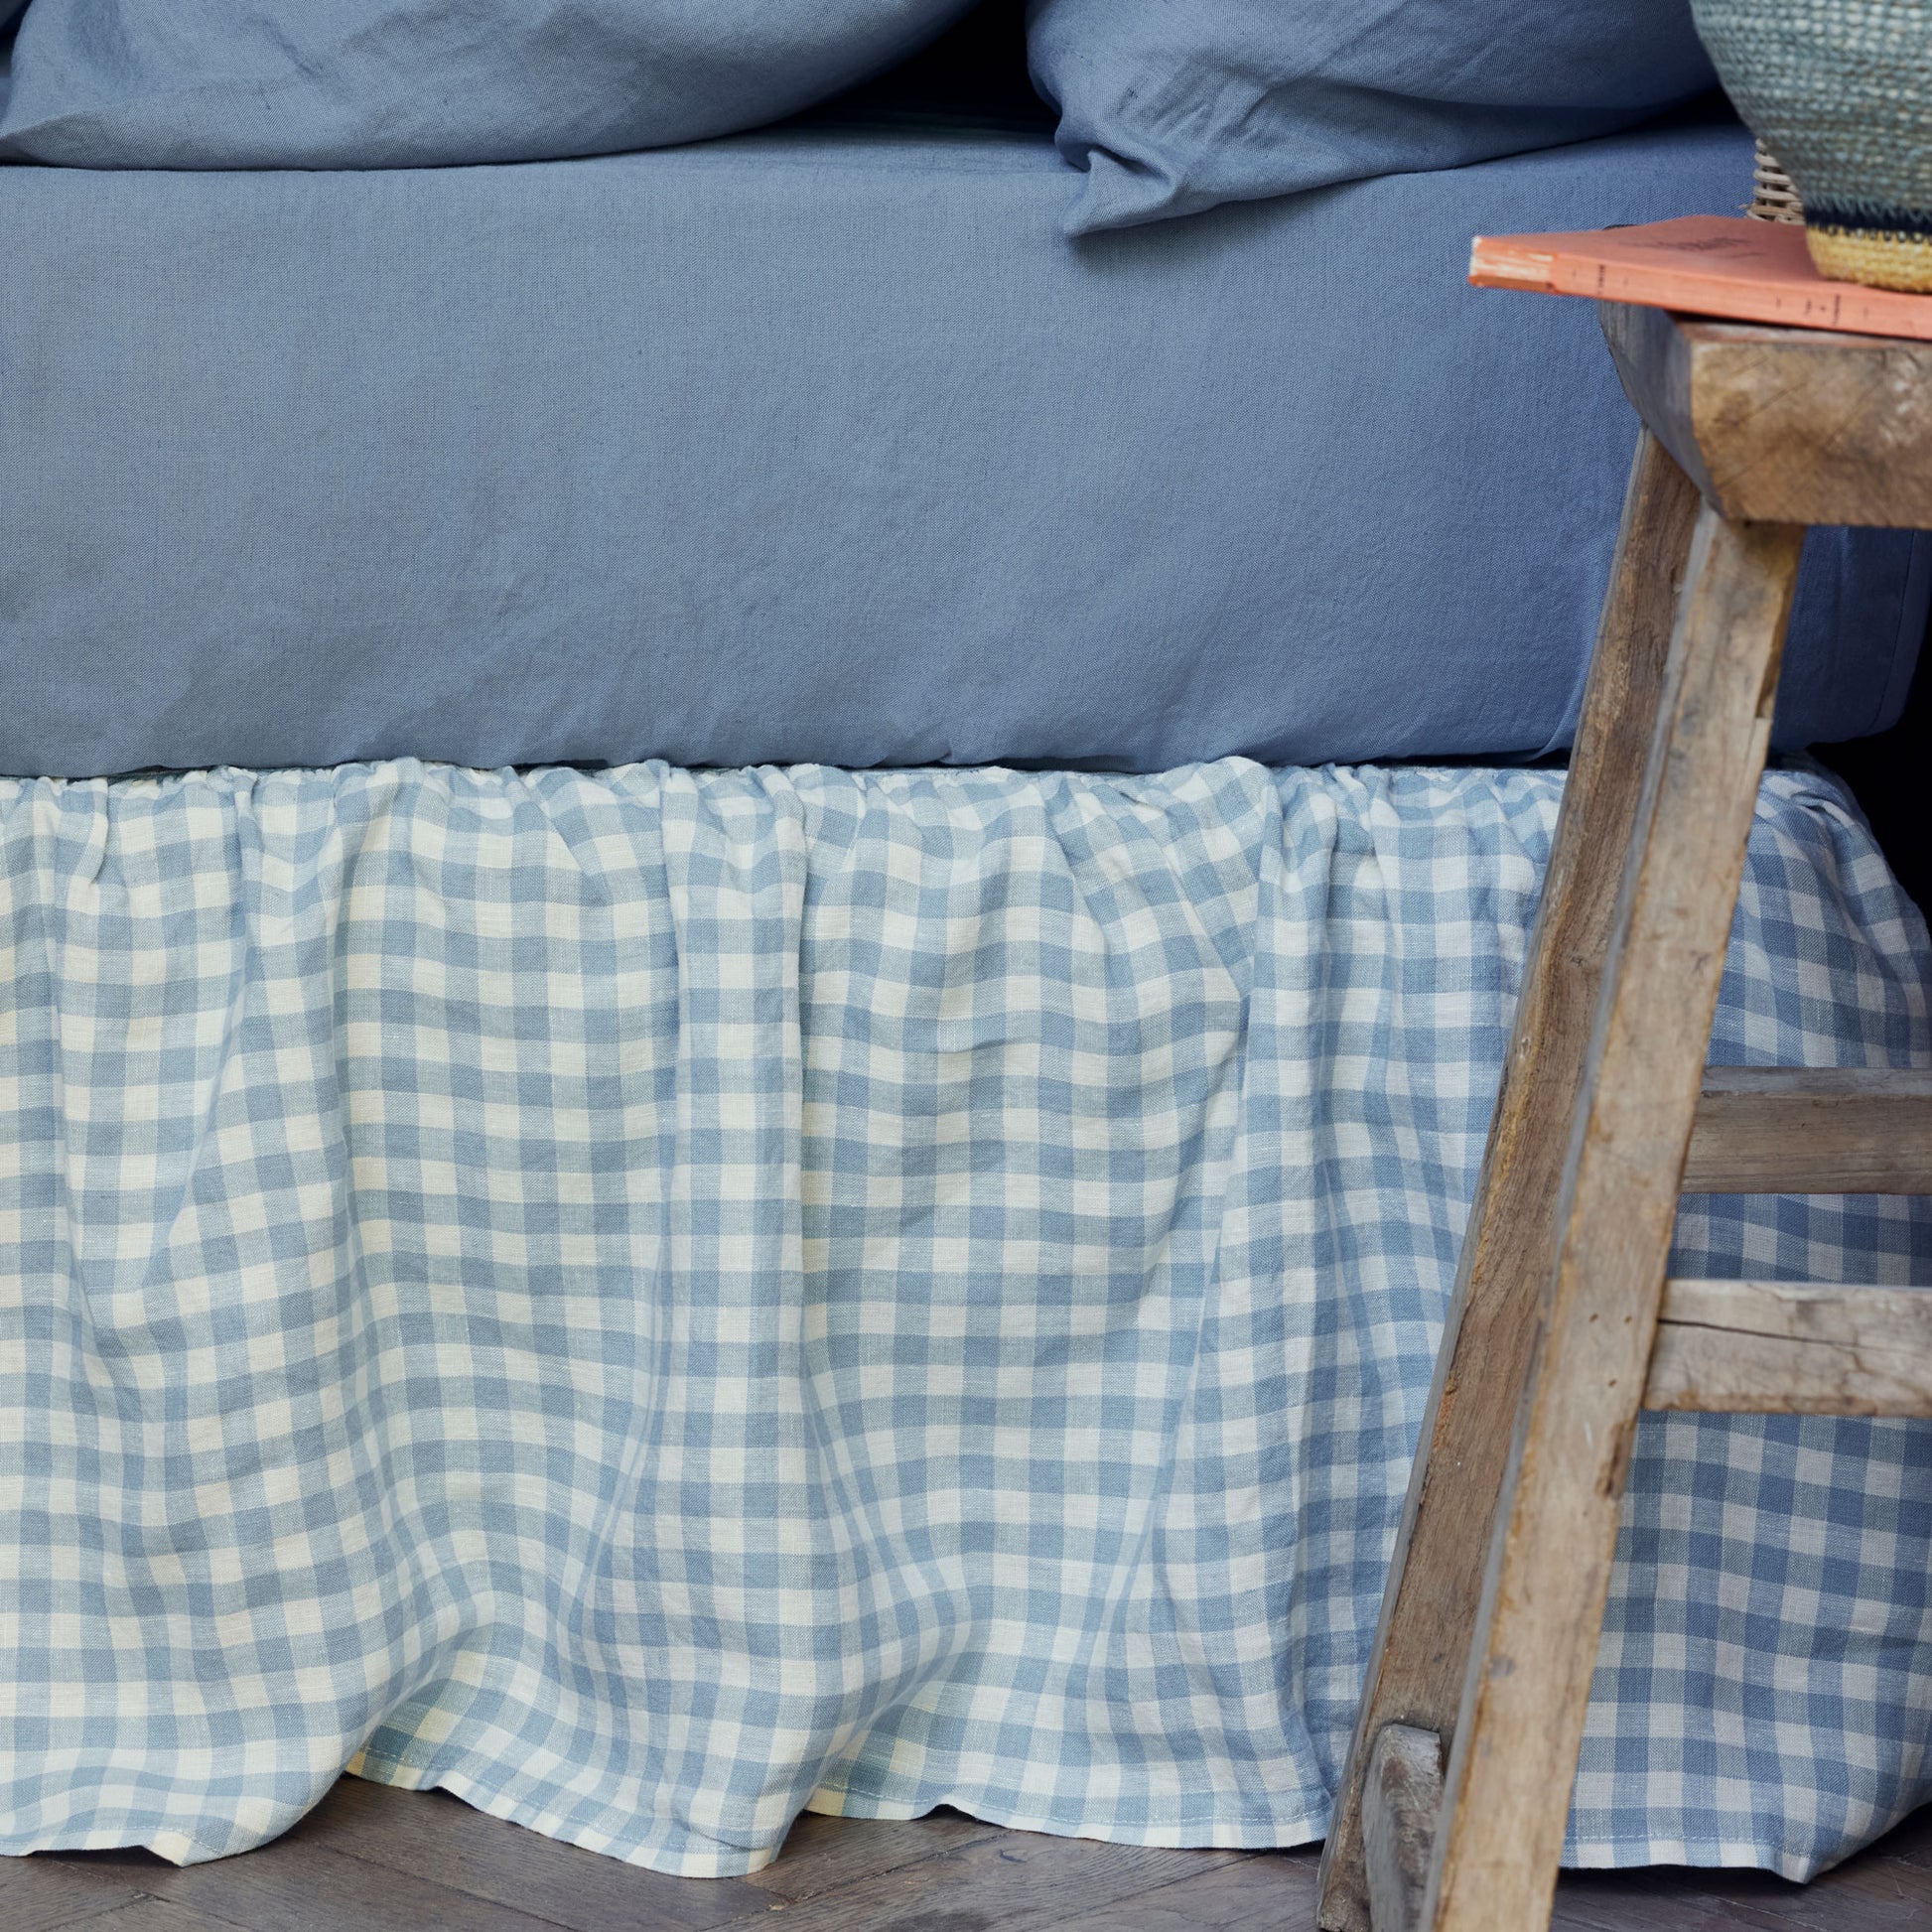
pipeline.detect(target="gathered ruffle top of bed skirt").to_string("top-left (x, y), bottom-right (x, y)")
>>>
top-left (2, 757), bottom-right (1929, 1881)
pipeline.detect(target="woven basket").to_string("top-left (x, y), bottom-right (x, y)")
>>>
top-left (1691, 0), bottom-right (1932, 292)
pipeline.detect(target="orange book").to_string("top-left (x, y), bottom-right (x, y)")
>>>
top-left (1468, 214), bottom-right (1932, 342)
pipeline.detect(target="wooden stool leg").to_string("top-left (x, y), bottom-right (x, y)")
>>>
top-left (1423, 501), bottom-right (1806, 1932)
top-left (1316, 430), bottom-right (1703, 1932)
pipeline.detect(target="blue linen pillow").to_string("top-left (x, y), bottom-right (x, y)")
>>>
top-left (1028, 0), bottom-right (1720, 233)
top-left (0, 0), bottom-right (973, 169)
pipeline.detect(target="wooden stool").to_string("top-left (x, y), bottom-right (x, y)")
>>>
top-left (1314, 303), bottom-right (1932, 1932)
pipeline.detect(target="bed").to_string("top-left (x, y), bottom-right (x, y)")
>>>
top-left (2, 22), bottom-right (1929, 1896)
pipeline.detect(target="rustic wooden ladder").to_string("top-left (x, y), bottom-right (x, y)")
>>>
top-left (1314, 301), bottom-right (1932, 1932)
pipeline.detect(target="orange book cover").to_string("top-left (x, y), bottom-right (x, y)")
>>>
top-left (1468, 214), bottom-right (1932, 342)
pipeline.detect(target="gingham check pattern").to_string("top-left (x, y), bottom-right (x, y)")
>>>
top-left (1, 759), bottom-right (1927, 1879)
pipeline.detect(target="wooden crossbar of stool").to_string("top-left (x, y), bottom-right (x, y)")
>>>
top-left (1646, 1278), bottom-right (1932, 1417)
top-left (1313, 302), bottom-right (1932, 1932)
top-left (1686, 1067), bottom-right (1932, 1192)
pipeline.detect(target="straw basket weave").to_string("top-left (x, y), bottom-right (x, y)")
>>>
top-left (1692, 0), bottom-right (1932, 292)
top-left (1749, 142), bottom-right (1805, 223)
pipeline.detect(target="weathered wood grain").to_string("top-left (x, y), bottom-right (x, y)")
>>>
top-left (55, 1900), bottom-right (250, 1932)
top-left (289, 1774), bottom-right (769, 1931)
top-left (1682, 1067), bottom-right (1932, 1194)
top-left (115, 1838), bottom-right (570, 1932)
top-left (715, 1828), bottom-right (1247, 1932)
top-left (1645, 1279), bottom-right (1932, 1416)
top-left (1600, 303), bottom-right (1932, 527)
top-left (0, 1851), bottom-right (153, 1932)
top-left (1050, 1853), bottom-right (1320, 1931)
top-left (1314, 432), bottom-right (1705, 1932)
top-left (748, 1805), bottom-right (1007, 1904)
top-left (1363, 1725), bottom-right (1443, 1932)
top-left (1426, 503), bottom-right (1806, 1932)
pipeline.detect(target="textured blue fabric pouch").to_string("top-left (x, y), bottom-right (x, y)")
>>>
top-left (0, 0), bottom-right (972, 168)
top-left (1028, 0), bottom-right (1722, 233)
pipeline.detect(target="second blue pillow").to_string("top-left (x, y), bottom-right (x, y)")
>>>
top-left (1029, 0), bottom-right (1720, 232)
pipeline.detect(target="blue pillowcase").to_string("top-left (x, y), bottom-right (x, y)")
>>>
top-left (1027, 0), bottom-right (1721, 233)
top-left (0, 0), bottom-right (972, 169)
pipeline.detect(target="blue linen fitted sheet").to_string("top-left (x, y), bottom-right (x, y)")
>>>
top-left (0, 112), bottom-right (1924, 780)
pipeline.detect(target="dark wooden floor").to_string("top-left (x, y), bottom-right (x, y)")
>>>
top-left (8, 1775), bottom-right (1928, 1931)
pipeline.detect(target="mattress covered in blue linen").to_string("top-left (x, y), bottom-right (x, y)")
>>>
top-left (0, 113), bottom-right (1924, 779)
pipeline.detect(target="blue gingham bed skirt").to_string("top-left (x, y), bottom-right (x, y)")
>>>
top-left (3, 758), bottom-right (1929, 1880)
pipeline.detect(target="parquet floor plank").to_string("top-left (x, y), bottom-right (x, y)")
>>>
top-left (64, 1901), bottom-right (257, 1932)
top-left (56, 1838), bottom-right (568, 1932)
top-left (0, 1851), bottom-right (154, 1932)
top-left (1551, 1893), bottom-right (1775, 1932)
top-left (716, 1826), bottom-right (1249, 1932)
top-left (296, 1775), bottom-right (768, 1931)
top-left (745, 1807), bottom-right (1006, 1905)
top-left (1048, 1849), bottom-right (1319, 1930)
